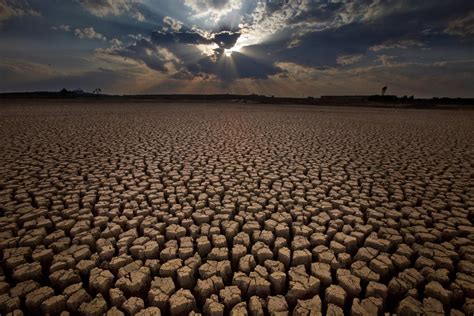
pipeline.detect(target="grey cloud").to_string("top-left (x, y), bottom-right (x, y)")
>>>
top-left (369, 39), bottom-right (426, 52)
top-left (336, 54), bottom-right (363, 66)
top-left (150, 28), bottom-right (240, 50)
top-left (51, 25), bottom-right (71, 32)
top-left (52, 24), bottom-right (107, 41)
top-left (74, 27), bottom-right (107, 41)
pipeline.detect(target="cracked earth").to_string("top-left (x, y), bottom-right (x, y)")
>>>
top-left (0, 101), bottom-right (473, 315)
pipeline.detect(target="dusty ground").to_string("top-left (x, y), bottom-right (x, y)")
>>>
top-left (0, 101), bottom-right (473, 315)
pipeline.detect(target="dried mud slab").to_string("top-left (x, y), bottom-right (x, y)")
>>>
top-left (0, 101), bottom-right (473, 315)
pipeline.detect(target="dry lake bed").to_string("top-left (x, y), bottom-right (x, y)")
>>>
top-left (0, 101), bottom-right (473, 315)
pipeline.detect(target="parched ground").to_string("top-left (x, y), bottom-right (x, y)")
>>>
top-left (0, 101), bottom-right (473, 316)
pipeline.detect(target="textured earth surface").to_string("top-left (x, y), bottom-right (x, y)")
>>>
top-left (0, 101), bottom-right (473, 316)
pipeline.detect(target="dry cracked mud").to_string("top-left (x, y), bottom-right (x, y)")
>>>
top-left (0, 101), bottom-right (473, 315)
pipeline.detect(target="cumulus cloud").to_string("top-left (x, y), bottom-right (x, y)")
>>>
top-left (74, 27), bottom-right (107, 41)
top-left (163, 16), bottom-right (183, 32)
top-left (109, 38), bottom-right (123, 48)
top-left (77, 0), bottom-right (144, 21)
top-left (0, 0), bottom-right (39, 22)
top-left (444, 11), bottom-right (474, 37)
top-left (195, 43), bottom-right (220, 57)
top-left (53, 24), bottom-right (107, 41)
top-left (51, 24), bottom-right (71, 32)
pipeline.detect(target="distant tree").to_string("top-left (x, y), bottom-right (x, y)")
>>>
top-left (59, 88), bottom-right (68, 94)
top-left (92, 88), bottom-right (102, 95)
top-left (381, 86), bottom-right (388, 96)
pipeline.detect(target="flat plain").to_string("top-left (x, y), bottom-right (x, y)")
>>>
top-left (0, 100), bottom-right (473, 315)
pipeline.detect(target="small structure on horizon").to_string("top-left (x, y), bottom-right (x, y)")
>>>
top-left (381, 86), bottom-right (388, 96)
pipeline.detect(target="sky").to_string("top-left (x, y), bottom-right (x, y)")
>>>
top-left (0, 0), bottom-right (473, 97)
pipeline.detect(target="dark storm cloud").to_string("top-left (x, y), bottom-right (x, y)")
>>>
top-left (109, 38), bottom-right (180, 73)
top-left (150, 29), bottom-right (240, 49)
top-left (213, 31), bottom-right (240, 49)
top-left (151, 30), bottom-right (211, 46)
top-left (182, 48), bottom-right (281, 81)
top-left (228, 51), bottom-right (281, 79)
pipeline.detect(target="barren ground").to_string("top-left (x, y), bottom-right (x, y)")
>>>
top-left (0, 101), bottom-right (473, 315)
